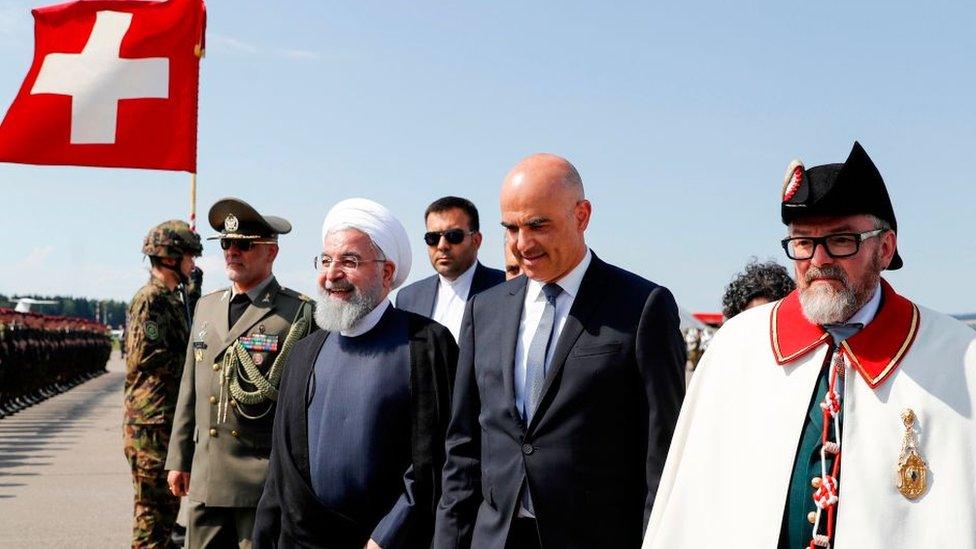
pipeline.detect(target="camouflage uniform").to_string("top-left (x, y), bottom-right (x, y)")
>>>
top-left (124, 220), bottom-right (201, 549)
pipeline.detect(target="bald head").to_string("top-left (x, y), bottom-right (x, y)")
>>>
top-left (500, 153), bottom-right (591, 283)
top-left (502, 153), bottom-right (585, 203)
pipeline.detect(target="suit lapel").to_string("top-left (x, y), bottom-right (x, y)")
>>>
top-left (424, 275), bottom-right (439, 317)
top-left (211, 289), bottom-right (232, 344)
top-left (527, 257), bottom-right (605, 434)
top-left (224, 278), bottom-right (281, 346)
top-left (501, 277), bottom-right (528, 427)
top-left (470, 262), bottom-right (487, 295)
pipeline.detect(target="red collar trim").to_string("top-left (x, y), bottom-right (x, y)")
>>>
top-left (770, 279), bottom-right (920, 389)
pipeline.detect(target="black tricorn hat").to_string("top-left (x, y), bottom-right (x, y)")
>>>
top-left (781, 141), bottom-right (902, 270)
top-left (207, 197), bottom-right (292, 240)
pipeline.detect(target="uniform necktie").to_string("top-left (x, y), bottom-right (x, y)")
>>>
top-left (228, 293), bottom-right (251, 328)
top-left (524, 283), bottom-right (562, 422)
top-left (822, 322), bottom-right (863, 344)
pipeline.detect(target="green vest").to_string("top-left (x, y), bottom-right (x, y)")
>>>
top-left (779, 346), bottom-right (843, 549)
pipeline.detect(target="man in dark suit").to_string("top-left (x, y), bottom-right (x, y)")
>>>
top-left (433, 154), bottom-right (687, 549)
top-left (395, 196), bottom-right (505, 341)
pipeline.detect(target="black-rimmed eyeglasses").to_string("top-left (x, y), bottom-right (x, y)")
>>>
top-left (781, 228), bottom-right (886, 260)
top-left (313, 254), bottom-right (386, 272)
top-left (423, 229), bottom-right (474, 247)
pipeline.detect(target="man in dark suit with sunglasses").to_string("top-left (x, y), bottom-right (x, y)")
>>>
top-left (396, 196), bottom-right (505, 341)
top-left (165, 197), bottom-right (315, 548)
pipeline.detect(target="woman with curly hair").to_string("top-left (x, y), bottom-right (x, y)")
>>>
top-left (721, 259), bottom-right (795, 319)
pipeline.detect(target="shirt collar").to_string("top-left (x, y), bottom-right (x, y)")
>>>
top-left (526, 248), bottom-right (592, 303)
top-left (438, 261), bottom-right (478, 291)
top-left (769, 278), bottom-right (920, 389)
top-left (341, 299), bottom-right (392, 337)
top-left (232, 274), bottom-right (274, 302)
top-left (847, 282), bottom-right (882, 327)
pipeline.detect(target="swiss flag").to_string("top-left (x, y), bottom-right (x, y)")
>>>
top-left (0, 0), bottom-right (205, 172)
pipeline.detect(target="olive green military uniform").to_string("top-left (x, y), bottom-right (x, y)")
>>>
top-left (124, 278), bottom-right (190, 548)
top-left (165, 198), bottom-right (314, 549)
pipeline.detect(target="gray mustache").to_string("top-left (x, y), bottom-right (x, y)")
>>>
top-left (324, 281), bottom-right (354, 292)
top-left (805, 265), bottom-right (848, 286)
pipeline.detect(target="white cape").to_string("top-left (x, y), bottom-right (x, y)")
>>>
top-left (643, 300), bottom-right (976, 549)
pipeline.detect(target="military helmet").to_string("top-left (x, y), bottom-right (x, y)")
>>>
top-left (142, 220), bottom-right (203, 258)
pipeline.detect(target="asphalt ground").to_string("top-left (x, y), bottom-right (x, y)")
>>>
top-left (0, 351), bottom-right (132, 548)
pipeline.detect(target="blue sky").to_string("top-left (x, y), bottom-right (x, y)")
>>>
top-left (0, 0), bottom-right (973, 319)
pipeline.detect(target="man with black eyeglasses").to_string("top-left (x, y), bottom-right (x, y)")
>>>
top-left (396, 196), bottom-right (504, 341)
top-left (643, 142), bottom-right (976, 549)
top-left (165, 197), bottom-right (315, 548)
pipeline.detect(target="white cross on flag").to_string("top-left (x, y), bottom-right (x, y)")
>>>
top-left (0, 0), bottom-right (206, 172)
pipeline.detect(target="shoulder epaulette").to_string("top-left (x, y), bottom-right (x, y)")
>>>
top-left (278, 287), bottom-right (311, 302)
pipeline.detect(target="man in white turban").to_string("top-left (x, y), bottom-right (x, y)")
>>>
top-left (254, 198), bottom-right (459, 549)
top-left (313, 198), bottom-right (413, 332)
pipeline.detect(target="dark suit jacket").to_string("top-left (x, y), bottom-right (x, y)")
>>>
top-left (433, 254), bottom-right (686, 549)
top-left (253, 307), bottom-right (458, 549)
top-left (396, 262), bottom-right (505, 318)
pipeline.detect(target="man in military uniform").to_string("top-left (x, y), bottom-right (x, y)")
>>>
top-left (165, 198), bottom-right (315, 548)
top-left (124, 220), bottom-right (203, 548)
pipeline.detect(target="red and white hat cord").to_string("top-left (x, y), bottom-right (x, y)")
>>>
top-left (809, 350), bottom-right (847, 549)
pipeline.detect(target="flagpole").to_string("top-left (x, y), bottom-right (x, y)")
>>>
top-left (190, 172), bottom-right (197, 232)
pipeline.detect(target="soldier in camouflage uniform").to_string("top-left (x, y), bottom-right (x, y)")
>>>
top-left (124, 220), bottom-right (203, 548)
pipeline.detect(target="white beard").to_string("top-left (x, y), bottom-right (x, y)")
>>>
top-left (798, 252), bottom-right (882, 325)
top-left (799, 283), bottom-right (858, 325)
top-left (313, 278), bottom-right (383, 333)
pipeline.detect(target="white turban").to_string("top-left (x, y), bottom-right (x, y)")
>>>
top-left (321, 198), bottom-right (412, 289)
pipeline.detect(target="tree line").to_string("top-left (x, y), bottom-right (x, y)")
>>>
top-left (0, 293), bottom-right (127, 327)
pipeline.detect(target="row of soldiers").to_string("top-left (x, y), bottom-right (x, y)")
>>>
top-left (0, 308), bottom-right (113, 418)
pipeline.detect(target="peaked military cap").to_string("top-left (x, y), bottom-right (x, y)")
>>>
top-left (780, 141), bottom-right (902, 270)
top-left (207, 197), bottom-right (292, 240)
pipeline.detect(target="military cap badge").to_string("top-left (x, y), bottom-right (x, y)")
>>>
top-left (224, 214), bottom-right (239, 233)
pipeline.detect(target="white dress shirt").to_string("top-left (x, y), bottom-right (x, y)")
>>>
top-left (514, 249), bottom-right (592, 421)
top-left (432, 262), bottom-right (477, 342)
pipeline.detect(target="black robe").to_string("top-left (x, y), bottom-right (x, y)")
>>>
top-left (253, 308), bottom-right (458, 548)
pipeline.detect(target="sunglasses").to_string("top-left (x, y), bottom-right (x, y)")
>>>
top-left (220, 239), bottom-right (274, 252)
top-left (423, 229), bottom-right (474, 246)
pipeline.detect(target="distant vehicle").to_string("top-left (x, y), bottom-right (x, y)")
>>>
top-left (11, 297), bottom-right (58, 313)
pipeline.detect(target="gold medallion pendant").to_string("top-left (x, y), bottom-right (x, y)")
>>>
top-left (895, 409), bottom-right (928, 500)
